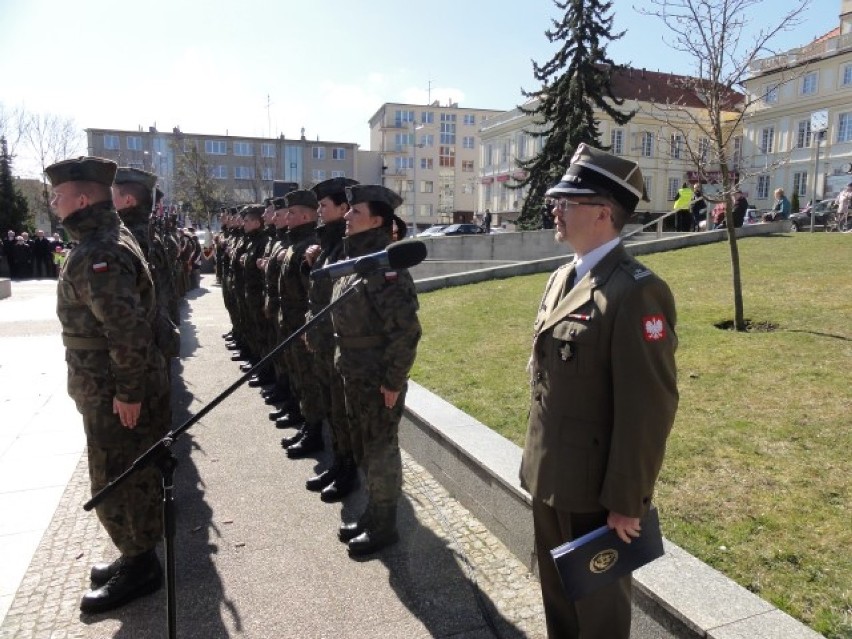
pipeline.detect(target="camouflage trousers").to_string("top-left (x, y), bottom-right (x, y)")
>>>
top-left (313, 347), bottom-right (351, 456)
top-left (341, 377), bottom-right (406, 506)
top-left (243, 293), bottom-right (265, 361)
top-left (281, 317), bottom-right (325, 423)
top-left (81, 389), bottom-right (171, 557)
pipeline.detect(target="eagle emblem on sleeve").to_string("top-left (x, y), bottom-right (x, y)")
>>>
top-left (643, 315), bottom-right (666, 341)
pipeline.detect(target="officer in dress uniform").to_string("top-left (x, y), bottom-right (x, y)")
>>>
top-left (46, 157), bottom-right (171, 614)
top-left (331, 184), bottom-right (421, 556)
top-left (520, 144), bottom-right (679, 639)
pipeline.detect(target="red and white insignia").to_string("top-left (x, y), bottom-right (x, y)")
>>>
top-left (384, 270), bottom-right (399, 282)
top-left (642, 315), bottom-right (666, 341)
top-left (92, 262), bottom-right (109, 273)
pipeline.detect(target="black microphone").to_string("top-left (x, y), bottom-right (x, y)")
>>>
top-left (311, 240), bottom-right (427, 281)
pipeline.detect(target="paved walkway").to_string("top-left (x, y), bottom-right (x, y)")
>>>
top-left (0, 276), bottom-right (687, 638)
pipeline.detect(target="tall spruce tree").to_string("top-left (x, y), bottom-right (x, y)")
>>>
top-left (514, 0), bottom-right (634, 228)
top-left (0, 136), bottom-right (30, 235)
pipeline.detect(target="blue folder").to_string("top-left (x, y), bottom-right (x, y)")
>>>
top-left (549, 506), bottom-right (664, 601)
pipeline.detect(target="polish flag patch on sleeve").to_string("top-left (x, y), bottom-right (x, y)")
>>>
top-left (642, 315), bottom-right (666, 341)
top-left (92, 261), bottom-right (109, 273)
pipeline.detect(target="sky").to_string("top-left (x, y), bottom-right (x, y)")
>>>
top-left (0, 0), bottom-right (841, 178)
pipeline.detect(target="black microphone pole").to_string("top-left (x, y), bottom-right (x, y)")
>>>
top-left (83, 277), bottom-right (365, 639)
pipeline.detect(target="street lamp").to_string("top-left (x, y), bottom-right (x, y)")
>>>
top-left (411, 122), bottom-right (424, 232)
top-left (809, 110), bottom-right (828, 232)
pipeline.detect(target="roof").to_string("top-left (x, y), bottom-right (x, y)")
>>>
top-left (608, 66), bottom-right (744, 111)
top-left (813, 27), bottom-right (841, 44)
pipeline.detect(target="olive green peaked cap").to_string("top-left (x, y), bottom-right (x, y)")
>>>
top-left (284, 189), bottom-right (318, 209)
top-left (312, 176), bottom-right (359, 200)
top-left (114, 167), bottom-right (158, 191)
top-left (345, 184), bottom-right (403, 210)
top-left (45, 156), bottom-right (117, 187)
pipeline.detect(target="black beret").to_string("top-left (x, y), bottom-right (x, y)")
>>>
top-left (312, 176), bottom-right (359, 201)
top-left (45, 156), bottom-right (117, 187)
top-left (346, 184), bottom-right (403, 210)
top-left (241, 204), bottom-right (265, 219)
top-left (284, 189), bottom-right (318, 209)
top-left (273, 197), bottom-right (288, 210)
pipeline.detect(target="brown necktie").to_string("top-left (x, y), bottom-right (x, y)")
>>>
top-left (561, 265), bottom-right (577, 298)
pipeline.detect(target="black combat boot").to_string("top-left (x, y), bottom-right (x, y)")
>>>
top-left (90, 555), bottom-right (125, 586)
top-left (286, 422), bottom-right (323, 459)
top-left (239, 361), bottom-right (256, 373)
top-left (80, 549), bottom-right (162, 614)
top-left (306, 456), bottom-right (340, 492)
top-left (281, 426), bottom-right (305, 448)
top-left (222, 330), bottom-right (233, 339)
top-left (275, 407), bottom-right (305, 429)
top-left (348, 504), bottom-right (399, 556)
top-left (320, 454), bottom-right (358, 502)
top-left (339, 504), bottom-right (372, 543)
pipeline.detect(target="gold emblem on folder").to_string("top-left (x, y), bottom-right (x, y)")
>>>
top-left (590, 549), bottom-right (618, 573)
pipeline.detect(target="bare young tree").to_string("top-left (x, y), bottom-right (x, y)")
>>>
top-left (641, 0), bottom-right (808, 331)
top-left (172, 141), bottom-right (226, 229)
top-left (22, 112), bottom-right (84, 232)
top-left (0, 103), bottom-right (29, 162)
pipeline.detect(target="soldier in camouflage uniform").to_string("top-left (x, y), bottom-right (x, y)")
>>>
top-left (229, 210), bottom-right (252, 364)
top-left (246, 199), bottom-right (279, 389)
top-left (46, 157), bottom-right (171, 613)
top-left (331, 185), bottom-right (421, 556)
top-left (303, 177), bottom-right (359, 501)
top-left (238, 205), bottom-right (268, 373)
top-left (164, 213), bottom-right (182, 323)
top-left (277, 190), bottom-right (325, 458)
top-left (112, 168), bottom-right (180, 364)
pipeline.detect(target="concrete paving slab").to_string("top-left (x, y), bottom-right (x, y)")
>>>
top-left (0, 486), bottom-right (67, 536)
top-left (707, 609), bottom-right (827, 639)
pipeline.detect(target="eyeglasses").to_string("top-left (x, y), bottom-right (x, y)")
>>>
top-left (545, 198), bottom-right (608, 212)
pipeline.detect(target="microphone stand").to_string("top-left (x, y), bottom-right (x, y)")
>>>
top-left (83, 277), bottom-right (365, 639)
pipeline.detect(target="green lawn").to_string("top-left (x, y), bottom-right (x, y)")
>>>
top-left (411, 233), bottom-right (852, 639)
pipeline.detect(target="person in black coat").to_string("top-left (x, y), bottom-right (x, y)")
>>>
top-left (32, 229), bottom-right (54, 278)
top-left (11, 236), bottom-right (33, 279)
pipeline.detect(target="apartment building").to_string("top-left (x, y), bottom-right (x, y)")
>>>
top-left (740, 0), bottom-right (852, 207)
top-left (368, 101), bottom-right (504, 230)
top-left (86, 126), bottom-right (363, 206)
top-left (479, 67), bottom-right (744, 226)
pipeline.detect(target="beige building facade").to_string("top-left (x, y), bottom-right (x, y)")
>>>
top-left (478, 68), bottom-right (744, 226)
top-left (86, 126), bottom-right (362, 206)
top-left (368, 102), bottom-right (503, 230)
top-left (741, 0), bottom-right (852, 208)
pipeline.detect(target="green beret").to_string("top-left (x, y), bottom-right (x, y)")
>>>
top-left (312, 176), bottom-right (359, 201)
top-left (346, 184), bottom-right (403, 210)
top-left (114, 167), bottom-right (158, 191)
top-left (273, 197), bottom-right (288, 210)
top-left (45, 156), bottom-right (117, 187)
top-left (241, 204), bottom-right (265, 219)
top-left (284, 189), bottom-right (318, 209)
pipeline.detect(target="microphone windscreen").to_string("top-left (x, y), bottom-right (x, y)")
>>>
top-left (386, 240), bottom-right (427, 269)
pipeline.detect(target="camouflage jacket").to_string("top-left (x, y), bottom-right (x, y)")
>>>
top-left (117, 205), bottom-right (176, 317)
top-left (278, 222), bottom-right (317, 328)
top-left (242, 228), bottom-right (267, 298)
top-left (57, 201), bottom-right (165, 406)
top-left (264, 228), bottom-right (289, 317)
top-left (305, 219), bottom-right (346, 352)
top-left (331, 227), bottom-right (421, 391)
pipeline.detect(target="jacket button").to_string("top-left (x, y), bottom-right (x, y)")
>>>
top-left (569, 329), bottom-right (577, 337)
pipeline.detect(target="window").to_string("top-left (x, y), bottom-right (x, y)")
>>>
top-left (796, 120), bottom-right (812, 148)
top-left (439, 146), bottom-right (455, 167)
top-left (419, 204), bottom-right (433, 217)
top-left (152, 138), bottom-right (167, 153)
top-left (211, 165), bottom-right (227, 179)
top-left (421, 180), bottom-right (433, 193)
top-left (792, 171), bottom-right (808, 197)
top-left (261, 143), bottom-right (275, 158)
top-left (641, 132), bottom-right (654, 158)
top-left (838, 113), bottom-right (852, 142)
top-left (732, 136), bottom-right (742, 166)
top-left (756, 175), bottom-right (770, 199)
top-left (234, 166), bottom-right (255, 180)
top-left (610, 128), bottom-right (624, 155)
top-left (205, 140), bottom-right (226, 155)
top-left (394, 157), bottom-right (413, 170)
top-left (234, 142), bottom-right (253, 156)
top-left (311, 169), bottom-right (326, 181)
top-left (763, 84), bottom-right (778, 104)
top-left (440, 122), bottom-right (456, 145)
top-left (759, 126), bottom-right (774, 153)
top-left (394, 109), bottom-right (414, 125)
top-left (104, 134), bottom-right (119, 150)
top-left (698, 137), bottom-right (710, 163)
top-left (421, 111), bottom-right (434, 124)
top-left (399, 180), bottom-right (414, 193)
top-left (643, 177), bottom-right (652, 200)
top-left (312, 146), bottom-right (326, 160)
top-left (843, 64), bottom-right (852, 87)
top-left (420, 133), bottom-right (434, 147)
top-left (440, 113), bottom-right (457, 123)
top-left (462, 136), bottom-right (475, 149)
top-left (331, 170), bottom-right (345, 178)
top-left (516, 133), bottom-right (527, 159)
top-left (501, 140), bottom-right (510, 162)
top-left (127, 136), bottom-right (142, 151)
top-left (332, 147), bottom-right (346, 160)
top-left (801, 72), bottom-right (818, 95)
top-left (463, 114), bottom-right (475, 125)
top-left (261, 167), bottom-right (274, 181)
top-left (420, 158), bottom-right (433, 170)
top-left (667, 177), bottom-right (680, 201)
top-left (670, 133), bottom-right (683, 159)
top-left (394, 133), bottom-right (413, 149)
top-left (462, 160), bottom-right (474, 172)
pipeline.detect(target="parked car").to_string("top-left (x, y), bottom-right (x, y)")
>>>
top-left (416, 225), bottom-right (448, 237)
top-left (433, 223), bottom-right (485, 236)
top-left (789, 199), bottom-right (838, 232)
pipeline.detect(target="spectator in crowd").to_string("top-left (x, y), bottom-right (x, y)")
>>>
top-left (732, 190), bottom-right (749, 228)
top-left (763, 188), bottom-right (791, 222)
top-left (835, 182), bottom-right (852, 232)
top-left (673, 182), bottom-right (694, 232)
top-left (32, 229), bottom-right (54, 278)
top-left (11, 235), bottom-right (33, 279)
top-left (689, 183), bottom-right (707, 231)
